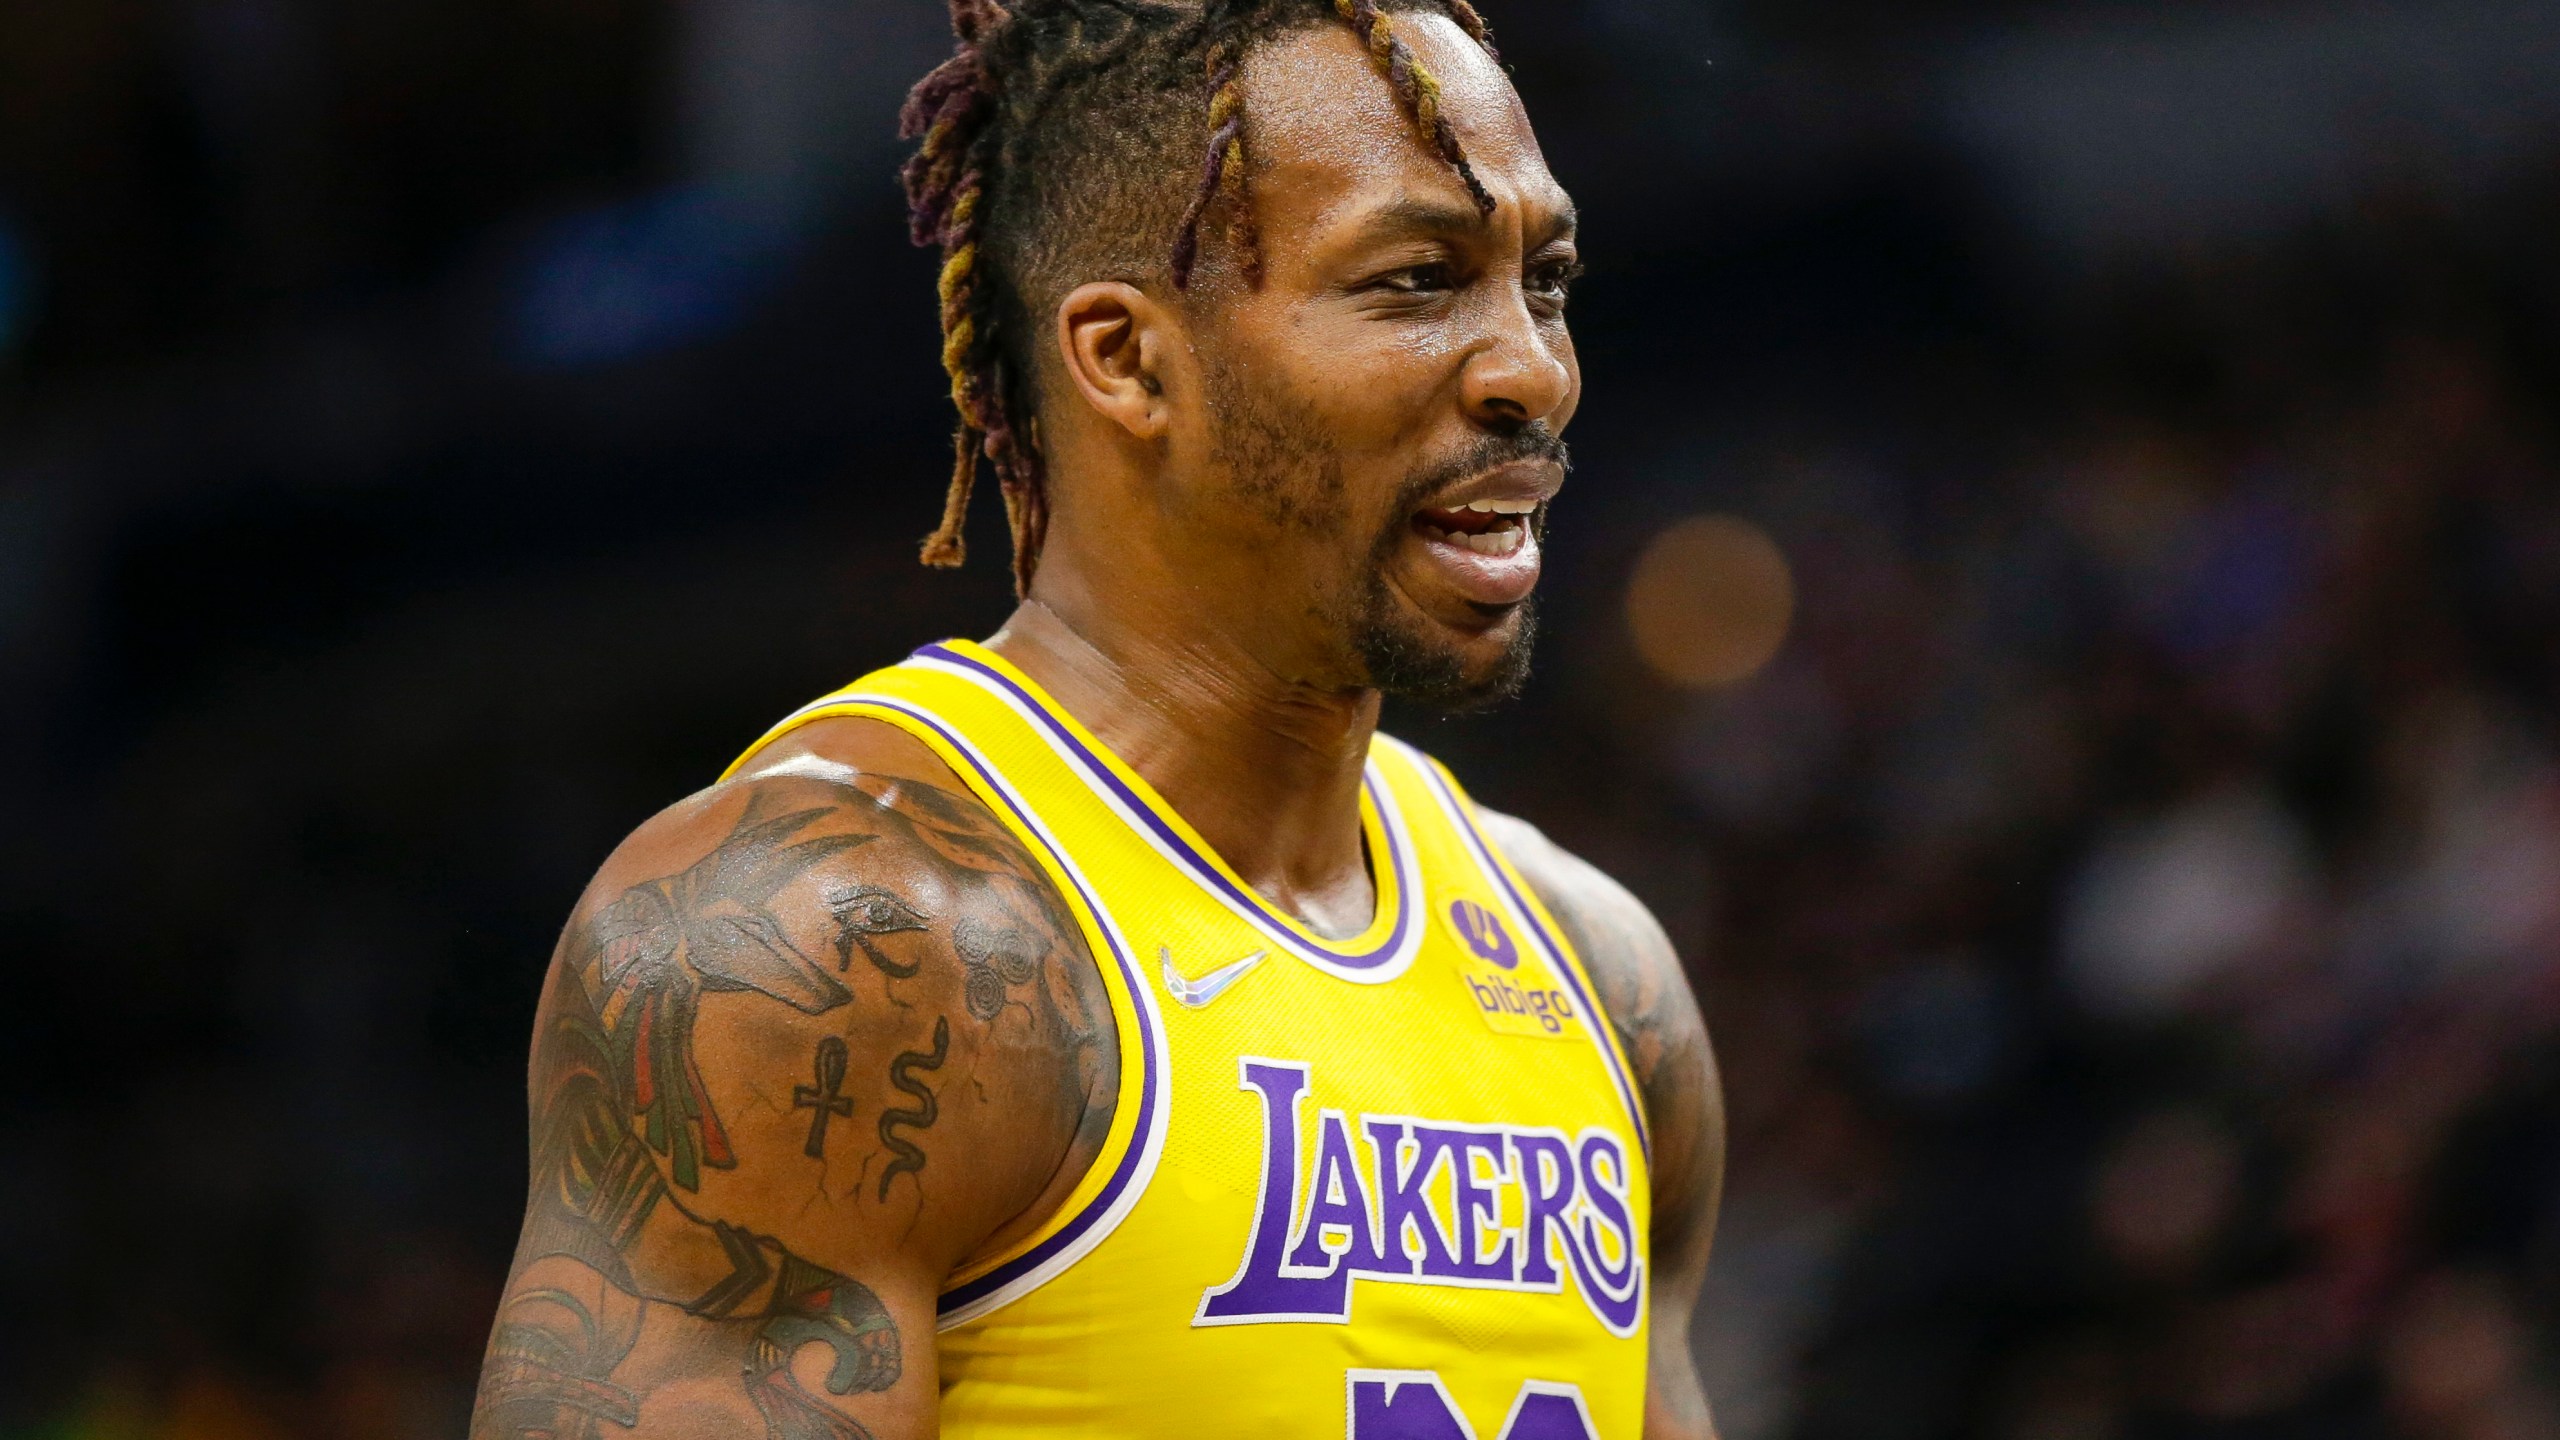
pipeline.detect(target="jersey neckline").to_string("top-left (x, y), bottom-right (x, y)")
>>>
top-left (911, 640), bottom-right (1424, 982)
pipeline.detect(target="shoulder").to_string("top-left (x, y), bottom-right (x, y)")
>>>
top-left (1474, 808), bottom-right (1683, 1025)
top-left (1475, 807), bottom-right (1723, 1209)
top-left (556, 713), bottom-right (1119, 1272)
top-left (481, 718), bottom-right (1123, 1436)
top-left (584, 715), bottom-right (1091, 1035)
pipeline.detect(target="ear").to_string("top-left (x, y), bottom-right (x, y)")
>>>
top-left (1056, 281), bottom-right (1178, 443)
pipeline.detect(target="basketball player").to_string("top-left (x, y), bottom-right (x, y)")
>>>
top-left (470, 2), bottom-right (1723, 1436)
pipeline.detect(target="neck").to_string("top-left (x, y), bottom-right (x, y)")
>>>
top-left (984, 597), bottom-right (1382, 939)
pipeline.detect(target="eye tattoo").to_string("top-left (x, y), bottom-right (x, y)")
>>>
top-left (825, 883), bottom-right (932, 978)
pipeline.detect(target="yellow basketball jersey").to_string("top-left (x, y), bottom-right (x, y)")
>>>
top-left (727, 641), bottom-right (1652, 1438)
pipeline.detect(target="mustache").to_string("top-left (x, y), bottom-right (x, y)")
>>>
top-left (1389, 424), bottom-right (1573, 515)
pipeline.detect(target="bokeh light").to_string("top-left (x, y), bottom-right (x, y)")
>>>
top-left (1625, 514), bottom-right (1797, 688)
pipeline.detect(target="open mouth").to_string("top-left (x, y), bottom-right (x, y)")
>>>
top-left (1404, 493), bottom-right (1549, 610)
top-left (1413, 498), bottom-right (1538, 557)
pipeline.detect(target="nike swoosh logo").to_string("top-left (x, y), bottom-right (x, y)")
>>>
top-left (1161, 945), bottom-right (1270, 1010)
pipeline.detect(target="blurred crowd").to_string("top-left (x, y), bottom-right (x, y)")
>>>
top-left (4, 2), bottom-right (2557, 1439)
top-left (1557, 194), bottom-right (2560, 1439)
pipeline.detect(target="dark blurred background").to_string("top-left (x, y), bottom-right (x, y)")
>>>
top-left (6, 0), bottom-right (2560, 1436)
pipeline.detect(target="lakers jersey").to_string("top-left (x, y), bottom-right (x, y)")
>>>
top-left (727, 641), bottom-right (1652, 1438)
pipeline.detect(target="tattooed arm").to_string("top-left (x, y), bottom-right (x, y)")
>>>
top-left (472, 721), bottom-right (1116, 1440)
top-left (1481, 811), bottom-right (1725, 1440)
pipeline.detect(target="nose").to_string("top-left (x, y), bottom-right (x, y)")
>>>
top-left (1459, 289), bottom-right (1574, 430)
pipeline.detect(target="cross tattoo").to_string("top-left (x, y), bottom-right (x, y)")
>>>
top-left (794, 1036), bottom-right (854, 1158)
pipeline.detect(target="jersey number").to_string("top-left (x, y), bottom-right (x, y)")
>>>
top-left (1347, 1371), bottom-right (1601, 1440)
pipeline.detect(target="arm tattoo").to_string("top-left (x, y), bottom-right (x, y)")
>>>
top-left (1484, 811), bottom-right (1724, 1440)
top-left (1548, 892), bottom-right (1679, 1099)
top-left (953, 917), bottom-right (1041, 1021)
top-left (876, 1017), bottom-right (951, 1201)
top-left (476, 962), bottom-right (902, 1440)
top-left (587, 791), bottom-right (878, 1190)
top-left (795, 1037), bottom-right (855, 1159)
top-left (828, 884), bottom-right (932, 979)
top-left (474, 770), bottom-right (1113, 1440)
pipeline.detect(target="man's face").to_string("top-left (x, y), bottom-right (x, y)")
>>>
top-left (1169, 14), bottom-right (1581, 710)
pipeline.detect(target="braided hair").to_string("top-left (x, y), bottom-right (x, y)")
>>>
top-left (899, 0), bottom-right (1503, 595)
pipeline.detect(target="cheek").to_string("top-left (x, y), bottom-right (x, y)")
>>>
top-left (1280, 309), bottom-right (1465, 448)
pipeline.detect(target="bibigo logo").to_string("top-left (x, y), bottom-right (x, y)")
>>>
top-left (1446, 899), bottom-right (1577, 1037)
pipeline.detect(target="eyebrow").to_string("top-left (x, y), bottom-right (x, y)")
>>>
top-left (1363, 195), bottom-right (1581, 248)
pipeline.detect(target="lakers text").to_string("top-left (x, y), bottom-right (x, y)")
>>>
top-left (1196, 1059), bottom-right (1644, 1335)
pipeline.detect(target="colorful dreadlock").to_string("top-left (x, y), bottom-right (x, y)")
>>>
top-left (1323, 0), bottom-right (1497, 215)
top-left (900, 0), bottom-right (1038, 589)
top-left (903, 0), bottom-right (1502, 591)
top-left (1444, 0), bottom-right (1497, 53)
top-left (1168, 34), bottom-right (1257, 289)
top-left (1169, 0), bottom-right (1497, 288)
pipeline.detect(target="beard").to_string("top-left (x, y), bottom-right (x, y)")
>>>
top-left (1352, 582), bottom-right (1539, 713)
top-left (1205, 355), bottom-right (1559, 713)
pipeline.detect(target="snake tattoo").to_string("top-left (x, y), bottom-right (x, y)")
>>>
top-left (875, 1017), bottom-right (950, 1201)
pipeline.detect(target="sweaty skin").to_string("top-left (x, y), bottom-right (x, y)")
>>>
top-left (472, 16), bottom-right (1722, 1440)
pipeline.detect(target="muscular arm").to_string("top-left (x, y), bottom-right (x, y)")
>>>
top-left (471, 727), bottom-right (1115, 1440)
top-left (1483, 812), bottom-right (1725, 1440)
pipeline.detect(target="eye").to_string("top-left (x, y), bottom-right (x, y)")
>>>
top-left (1374, 262), bottom-right (1458, 296)
top-left (1527, 257), bottom-right (1584, 310)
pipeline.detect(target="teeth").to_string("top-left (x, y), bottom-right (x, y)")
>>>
top-left (1460, 499), bottom-right (1539, 516)
top-left (1463, 528), bottom-right (1526, 556)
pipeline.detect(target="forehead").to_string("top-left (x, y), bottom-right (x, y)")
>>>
top-left (1238, 13), bottom-right (1567, 231)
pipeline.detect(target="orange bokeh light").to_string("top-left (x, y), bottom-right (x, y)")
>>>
top-left (1625, 515), bottom-right (1797, 688)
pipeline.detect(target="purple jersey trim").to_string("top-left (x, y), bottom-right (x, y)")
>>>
top-left (812, 692), bottom-right (1165, 1320)
top-left (1402, 745), bottom-right (1653, 1163)
top-left (916, 643), bottom-right (1417, 971)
